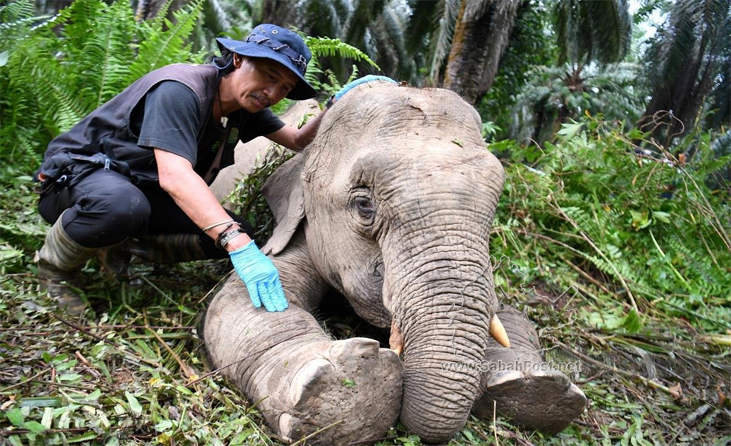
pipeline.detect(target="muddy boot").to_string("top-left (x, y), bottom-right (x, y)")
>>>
top-left (36, 218), bottom-right (98, 315)
top-left (97, 242), bottom-right (132, 279)
top-left (98, 234), bottom-right (211, 278)
top-left (472, 306), bottom-right (587, 433)
top-left (125, 233), bottom-right (209, 264)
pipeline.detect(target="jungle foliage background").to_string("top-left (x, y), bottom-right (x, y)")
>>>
top-left (1, 0), bottom-right (730, 445)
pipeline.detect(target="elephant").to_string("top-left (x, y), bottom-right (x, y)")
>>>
top-left (202, 81), bottom-right (587, 444)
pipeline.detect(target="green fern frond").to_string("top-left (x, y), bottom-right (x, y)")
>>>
top-left (305, 36), bottom-right (380, 70)
top-left (0, 0), bottom-right (37, 45)
top-left (128, 0), bottom-right (205, 82)
top-left (0, 0), bottom-right (34, 18)
top-left (151, 0), bottom-right (173, 24)
top-left (35, 75), bottom-right (87, 131)
top-left (12, 40), bottom-right (87, 131)
top-left (69, 1), bottom-right (137, 107)
top-left (0, 0), bottom-right (207, 164)
top-left (582, 252), bottom-right (638, 288)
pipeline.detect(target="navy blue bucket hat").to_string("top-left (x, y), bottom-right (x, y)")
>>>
top-left (216, 24), bottom-right (317, 100)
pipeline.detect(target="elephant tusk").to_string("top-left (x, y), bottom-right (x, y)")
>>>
top-left (489, 314), bottom-right (510, 348)
top-left (389, 320), bottom-right (404, 357)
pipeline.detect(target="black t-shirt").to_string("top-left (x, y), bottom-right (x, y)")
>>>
top-left (134, 81), bottom-right (285, 181)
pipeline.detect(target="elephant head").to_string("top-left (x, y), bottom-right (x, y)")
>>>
top-left (262, 82), bottom-right (506, 443)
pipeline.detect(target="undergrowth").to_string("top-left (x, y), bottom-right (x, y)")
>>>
top-left (1, 0), bottom-right (730, 444)
top-left (0, 0), bottom-right (207, 164)
top-left (2, 115), bottom-right (730, 445)
top-left (489, 117), bottom-right (731, 333)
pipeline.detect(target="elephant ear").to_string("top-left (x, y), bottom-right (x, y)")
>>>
top-left (261, 154), bottom-right (306, 256)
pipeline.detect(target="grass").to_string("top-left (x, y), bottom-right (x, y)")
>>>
top-left (1, 184), bottom-right (729, 446)
top-left (2, 251), bottom-right (729, 446)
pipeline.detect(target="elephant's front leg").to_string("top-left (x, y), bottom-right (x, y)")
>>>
top-left (203, 234), bottom-right (402, 445)
top-left (471, 305), bottom-right (587, 433)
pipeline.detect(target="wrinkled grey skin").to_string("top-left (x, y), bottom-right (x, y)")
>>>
top-left (203, 83), bottom-right (585, 444)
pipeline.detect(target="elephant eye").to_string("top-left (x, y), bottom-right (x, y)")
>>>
top-left (354, 196), bottom-right (375, 217)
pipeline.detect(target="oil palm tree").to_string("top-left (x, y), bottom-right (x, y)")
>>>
top-left (494, 0), bottom-right (633, 144)
top-left (440, 0), bottom-right (521, 104)
top-left (553, 0), bottom-right (632, 66)
top-left (509, 63), bottom-right (644, 145)
top-left (639, 0), bottom-right (731, 145)
top-left (256, 0), bottom-right (417, 82)
top-left (431, 0), bottom-right (631, 105)
top-left (705, 49), bottom-right (730, 131)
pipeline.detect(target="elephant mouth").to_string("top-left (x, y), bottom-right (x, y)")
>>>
top-left (388, 315), bottom-right (509, 358)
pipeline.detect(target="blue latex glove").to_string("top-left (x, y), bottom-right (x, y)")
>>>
top-left (229, 240), bottom-right (288, 312)
top-left (334, 75), bottom-right (398, 101)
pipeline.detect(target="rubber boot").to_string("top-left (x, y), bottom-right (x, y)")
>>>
top-left (97, 240), bottom-right (132, 279)
top-left (126, 233), bottom-right (209, 264)
top-left (97, 233), bottom-right (210, 279)
top-left (36, 217), bottom-right (98, 315)
top-left (472, 305), bottom-right (587, 433)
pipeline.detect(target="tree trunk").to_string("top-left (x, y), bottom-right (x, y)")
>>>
top-left (134, 0), bottom-right (171, 20)
top-left (640, 35), bottom-right (711, 143)
top-left (260, 0), bottom-right (299, 28)
top-left (444, 0), bottom-right (520, 104)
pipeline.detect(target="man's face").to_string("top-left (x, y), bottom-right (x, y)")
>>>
top-left (227, 56), bottom-right (298, 113)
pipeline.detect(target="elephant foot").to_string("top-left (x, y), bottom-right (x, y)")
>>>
top-left (269, 337), bottom-right (403, 445)
top-left (472, 306), bottom-right (587, 434)
top-left (475, 369), bottom-right (587, 434)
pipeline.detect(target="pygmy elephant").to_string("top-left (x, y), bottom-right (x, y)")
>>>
top-left (202, 82), bottom-right (587, 444)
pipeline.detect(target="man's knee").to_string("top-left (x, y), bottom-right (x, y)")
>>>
top-left (63, 183), bottom-right (151, 247)
top-left (97, 185), bottom-right (151, 232)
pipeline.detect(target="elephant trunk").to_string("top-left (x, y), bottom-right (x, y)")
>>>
top-left (375, 150), bottom-right (504, 442)
top-left (388, 256), bottom-right (496, 443)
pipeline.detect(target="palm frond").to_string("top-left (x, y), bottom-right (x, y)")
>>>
top-left (705, 54), bottom-right (730, 130)
top-left (403, 0), bottom-right (434, 55)
top-left (428, 0), bottom-right (460, 82)
top-left (368, 10), bottom-right (399, 78)
top-left (587, 0), bottom-right (632, 63)
top-left (203, 0), bottom-right (233, 36)
top-left (372, 2), bottom-right (413, 79)
top-left (343, 0), bottom-right (386, 47)
top-left (295, 0), bottom-right (347, 38)
top-left (641, 0), bottom-right (730, 140)
top-left (554, 0), bottom-right (631, 65)
top-left (510, 63), bottom-right (645, 144)
top-left (554, 0), bottom-right (581, 64)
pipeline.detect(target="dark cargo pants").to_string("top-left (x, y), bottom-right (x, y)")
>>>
top-left (38, 168), bottom-right (254, 257)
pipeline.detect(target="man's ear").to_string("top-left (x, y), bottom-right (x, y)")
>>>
top-left (261, 154), bottom-right (305, 256)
